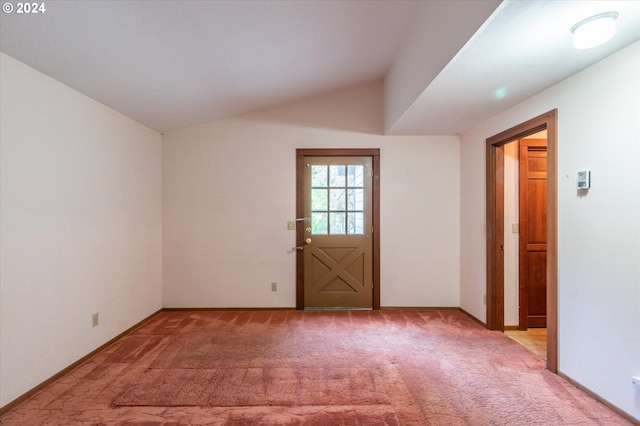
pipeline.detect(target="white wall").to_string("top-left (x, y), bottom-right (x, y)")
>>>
top-left (0, 53), bottom-right (163, 407)
top-left (163, 82), bottom-right (461, 308)
top-left (503, 141), bottom-right (519, 326)
top-left (460, 42), bottom-right (640, 420)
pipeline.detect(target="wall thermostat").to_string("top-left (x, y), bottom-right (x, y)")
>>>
top-left (577, 171), bottom-right (591, 189)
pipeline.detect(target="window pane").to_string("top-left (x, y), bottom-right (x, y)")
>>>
top-left (347, 212), bottom-right (364, 235)
top-left (347, 165), bottom-right (364, 187)
top-left (311, 212), bottom-right (328, 235)
top-left (310, 163), bottom-right (366, 236)
top-left (329, 212), bottom-right (345, 235)
top-left (329, 188), bottom-right (345, 211)
top-left (329, 165), bottom-right (345, 187)
top-left (311, 165), bottom-right (327, 187)
top-left (311, 189), bottom-right (328, 211)
top-left (347, 188), bottom-right (364, 211)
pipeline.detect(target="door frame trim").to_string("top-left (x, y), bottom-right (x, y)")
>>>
top-left (485, 110), bottom-right (558, 373)
top-left (295, 148), bottom-right (380, 310)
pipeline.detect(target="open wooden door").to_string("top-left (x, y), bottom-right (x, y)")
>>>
top-left (486, 109), bottom-right (557, 373)
top-left (519, 138), bottom-right (547, 328)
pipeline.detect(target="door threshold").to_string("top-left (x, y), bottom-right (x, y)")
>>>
top-left (304, 307), bottom-right (373, 311)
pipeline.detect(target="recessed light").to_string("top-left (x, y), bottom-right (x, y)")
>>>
top-left (571, 11), bottom-right (618, 49)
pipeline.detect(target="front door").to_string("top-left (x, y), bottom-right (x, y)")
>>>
top-left (296, 151), bottom-right (377, 308)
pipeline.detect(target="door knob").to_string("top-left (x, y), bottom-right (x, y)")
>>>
top-left (305, 238), bottom-right (312, 244)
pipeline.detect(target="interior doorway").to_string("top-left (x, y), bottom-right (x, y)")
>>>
top-left (485, 110), bottom-right (558, 373)
top-left (518, 136), bottom-right (548, 329)
top-left (503, 132), bottom-right (548, 331)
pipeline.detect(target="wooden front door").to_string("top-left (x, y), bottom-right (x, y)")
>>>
top-left (297, 153), bottom-right (375, 308)
top-left (519, 138), bottom-right (547, 328)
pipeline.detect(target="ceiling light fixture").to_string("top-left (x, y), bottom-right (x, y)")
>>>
top-left (571, 11), bottom-right (619, 49)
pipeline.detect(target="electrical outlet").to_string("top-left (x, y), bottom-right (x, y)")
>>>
top-left (271, 282), bottom-right (277, 292)
top-left (92, 312), bottom-right (99, 327)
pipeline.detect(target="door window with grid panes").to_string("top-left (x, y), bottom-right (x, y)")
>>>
top-left (310, 164), bottom-right (365, 235)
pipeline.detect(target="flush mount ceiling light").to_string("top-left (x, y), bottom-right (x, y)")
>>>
top-left (571, 11), bottom-right (619, 49)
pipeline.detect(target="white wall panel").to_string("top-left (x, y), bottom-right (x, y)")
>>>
top-left (0, 53), bottom-right (163, 407)
top-left (460, 42), bottom-right (640, 420)
top-left (162, 82), bottom-right (460, 308)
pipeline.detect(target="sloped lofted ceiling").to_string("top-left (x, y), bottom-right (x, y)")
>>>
top-left (1, 0), bottom-right (639, 135)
